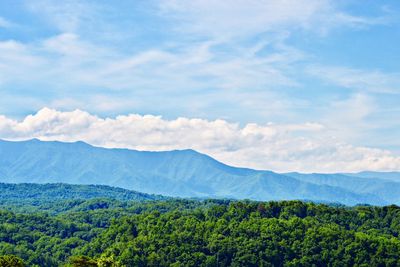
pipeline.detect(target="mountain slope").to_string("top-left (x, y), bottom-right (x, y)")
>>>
top-left (0, 139), bottom-right (392, 205)
top-left (345, 171), bottom-right (400, 182)
top-left (284, 172), bottom-right (400, 204)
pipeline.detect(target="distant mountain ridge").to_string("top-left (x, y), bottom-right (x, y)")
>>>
top-left (344, 171), bottom-right (400, 182)
top-left (0, 139), bottom-right (399, 205)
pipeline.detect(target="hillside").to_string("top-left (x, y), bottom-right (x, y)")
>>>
top-left (0, 139), bottom-right (398, 205)
top-left (0, 182), bottom-right (164, 201)
top-left (0, 199), bottom-right (400, 266)
top-left (0, 182), bottom-right (166, 214)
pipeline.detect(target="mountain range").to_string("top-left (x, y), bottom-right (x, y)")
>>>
top-left (0, 139), bottom-right (399, 206)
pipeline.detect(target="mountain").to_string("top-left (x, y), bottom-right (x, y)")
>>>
top-left (0, 139), bottom-right (396, 205)
top-left (345, 171), bottom-right (400, 182)
top-left (284, 172), bottom-right (400, 205)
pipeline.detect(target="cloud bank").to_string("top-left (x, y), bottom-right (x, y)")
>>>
top-left (1, 108), bottom-right (399, 173)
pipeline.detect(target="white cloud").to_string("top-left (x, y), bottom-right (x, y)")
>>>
top-left (48, 95), bottom-right (138, 113)
top-left (0, 40), bottom-right (47, 85)
top-left (307, 65), bottom-right (400, 94)
top-left (158, 0), bottom-right (382, 38)
top-left (1, 108), bottom-right (399, 173)
top-left (26, 0), bottom-right (96, 33)
top-left (0, 16), bottom-right (13, 28)
top-left (43, 33), bottom-right (91, 56)
top-left (160, 0), bottom-right (323, 37)
top-left (319, 94), bottom-right (377, 142)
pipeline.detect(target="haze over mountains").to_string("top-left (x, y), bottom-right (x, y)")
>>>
top-left (0, 139), bottom-right (399, 206)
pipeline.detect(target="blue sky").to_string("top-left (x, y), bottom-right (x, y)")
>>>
top-left (0, 0), bottom-right (399, 172)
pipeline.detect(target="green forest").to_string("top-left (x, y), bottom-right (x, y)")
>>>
top-left (0, 184), bottom-right (400, 266)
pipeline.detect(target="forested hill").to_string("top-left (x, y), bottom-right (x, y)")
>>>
top-left (0, 183), bottom-right (166, 214)
top-left (0, 199), bottom-right (400, 266)
top-left (0, 182), bottom-right (165, 201)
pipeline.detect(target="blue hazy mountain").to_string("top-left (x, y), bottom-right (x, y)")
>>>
top-left (0, 139), bottom-right (396, 205)
top-left (283, 172), bottom-right (400, 205)
top-left (344, 171), bottom-right (400, 182)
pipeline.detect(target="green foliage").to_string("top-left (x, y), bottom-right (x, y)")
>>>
top-left (67, 256), bottom-right (98, 267)
top-left (0, 255), bottom-right (25, 267)
top-left (0, 199), bottom-right (400, 266)
top-left (0, 183), bottom-right (166, 214)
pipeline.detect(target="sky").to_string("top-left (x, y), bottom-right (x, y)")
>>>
top-left (0, 0), bottom-right (399, 173)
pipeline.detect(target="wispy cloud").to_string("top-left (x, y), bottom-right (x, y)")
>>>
top-left (0, 32), bottom-right (302, 119)
top-left (307, 65), bottom-right (400, 94)
top-left (0, 16), bottom-right (13, 28)
top-left (25, 0), bottom-right (97, 33)
top-left (158, 0), bottom-right (381, 38)
top-left (1, 1), bottom-right (394, 109)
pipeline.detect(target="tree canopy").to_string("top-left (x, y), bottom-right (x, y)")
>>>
top-left (0, 199), bottom-right (399, 266)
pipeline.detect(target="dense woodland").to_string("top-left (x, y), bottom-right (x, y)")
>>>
top-left (0, 184), bottom-right (400, 266)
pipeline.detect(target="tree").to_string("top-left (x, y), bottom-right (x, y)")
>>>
top-left (0, 255), bottom-right (25, 267)
top-left (68, 256), bottom-right (97, 267)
